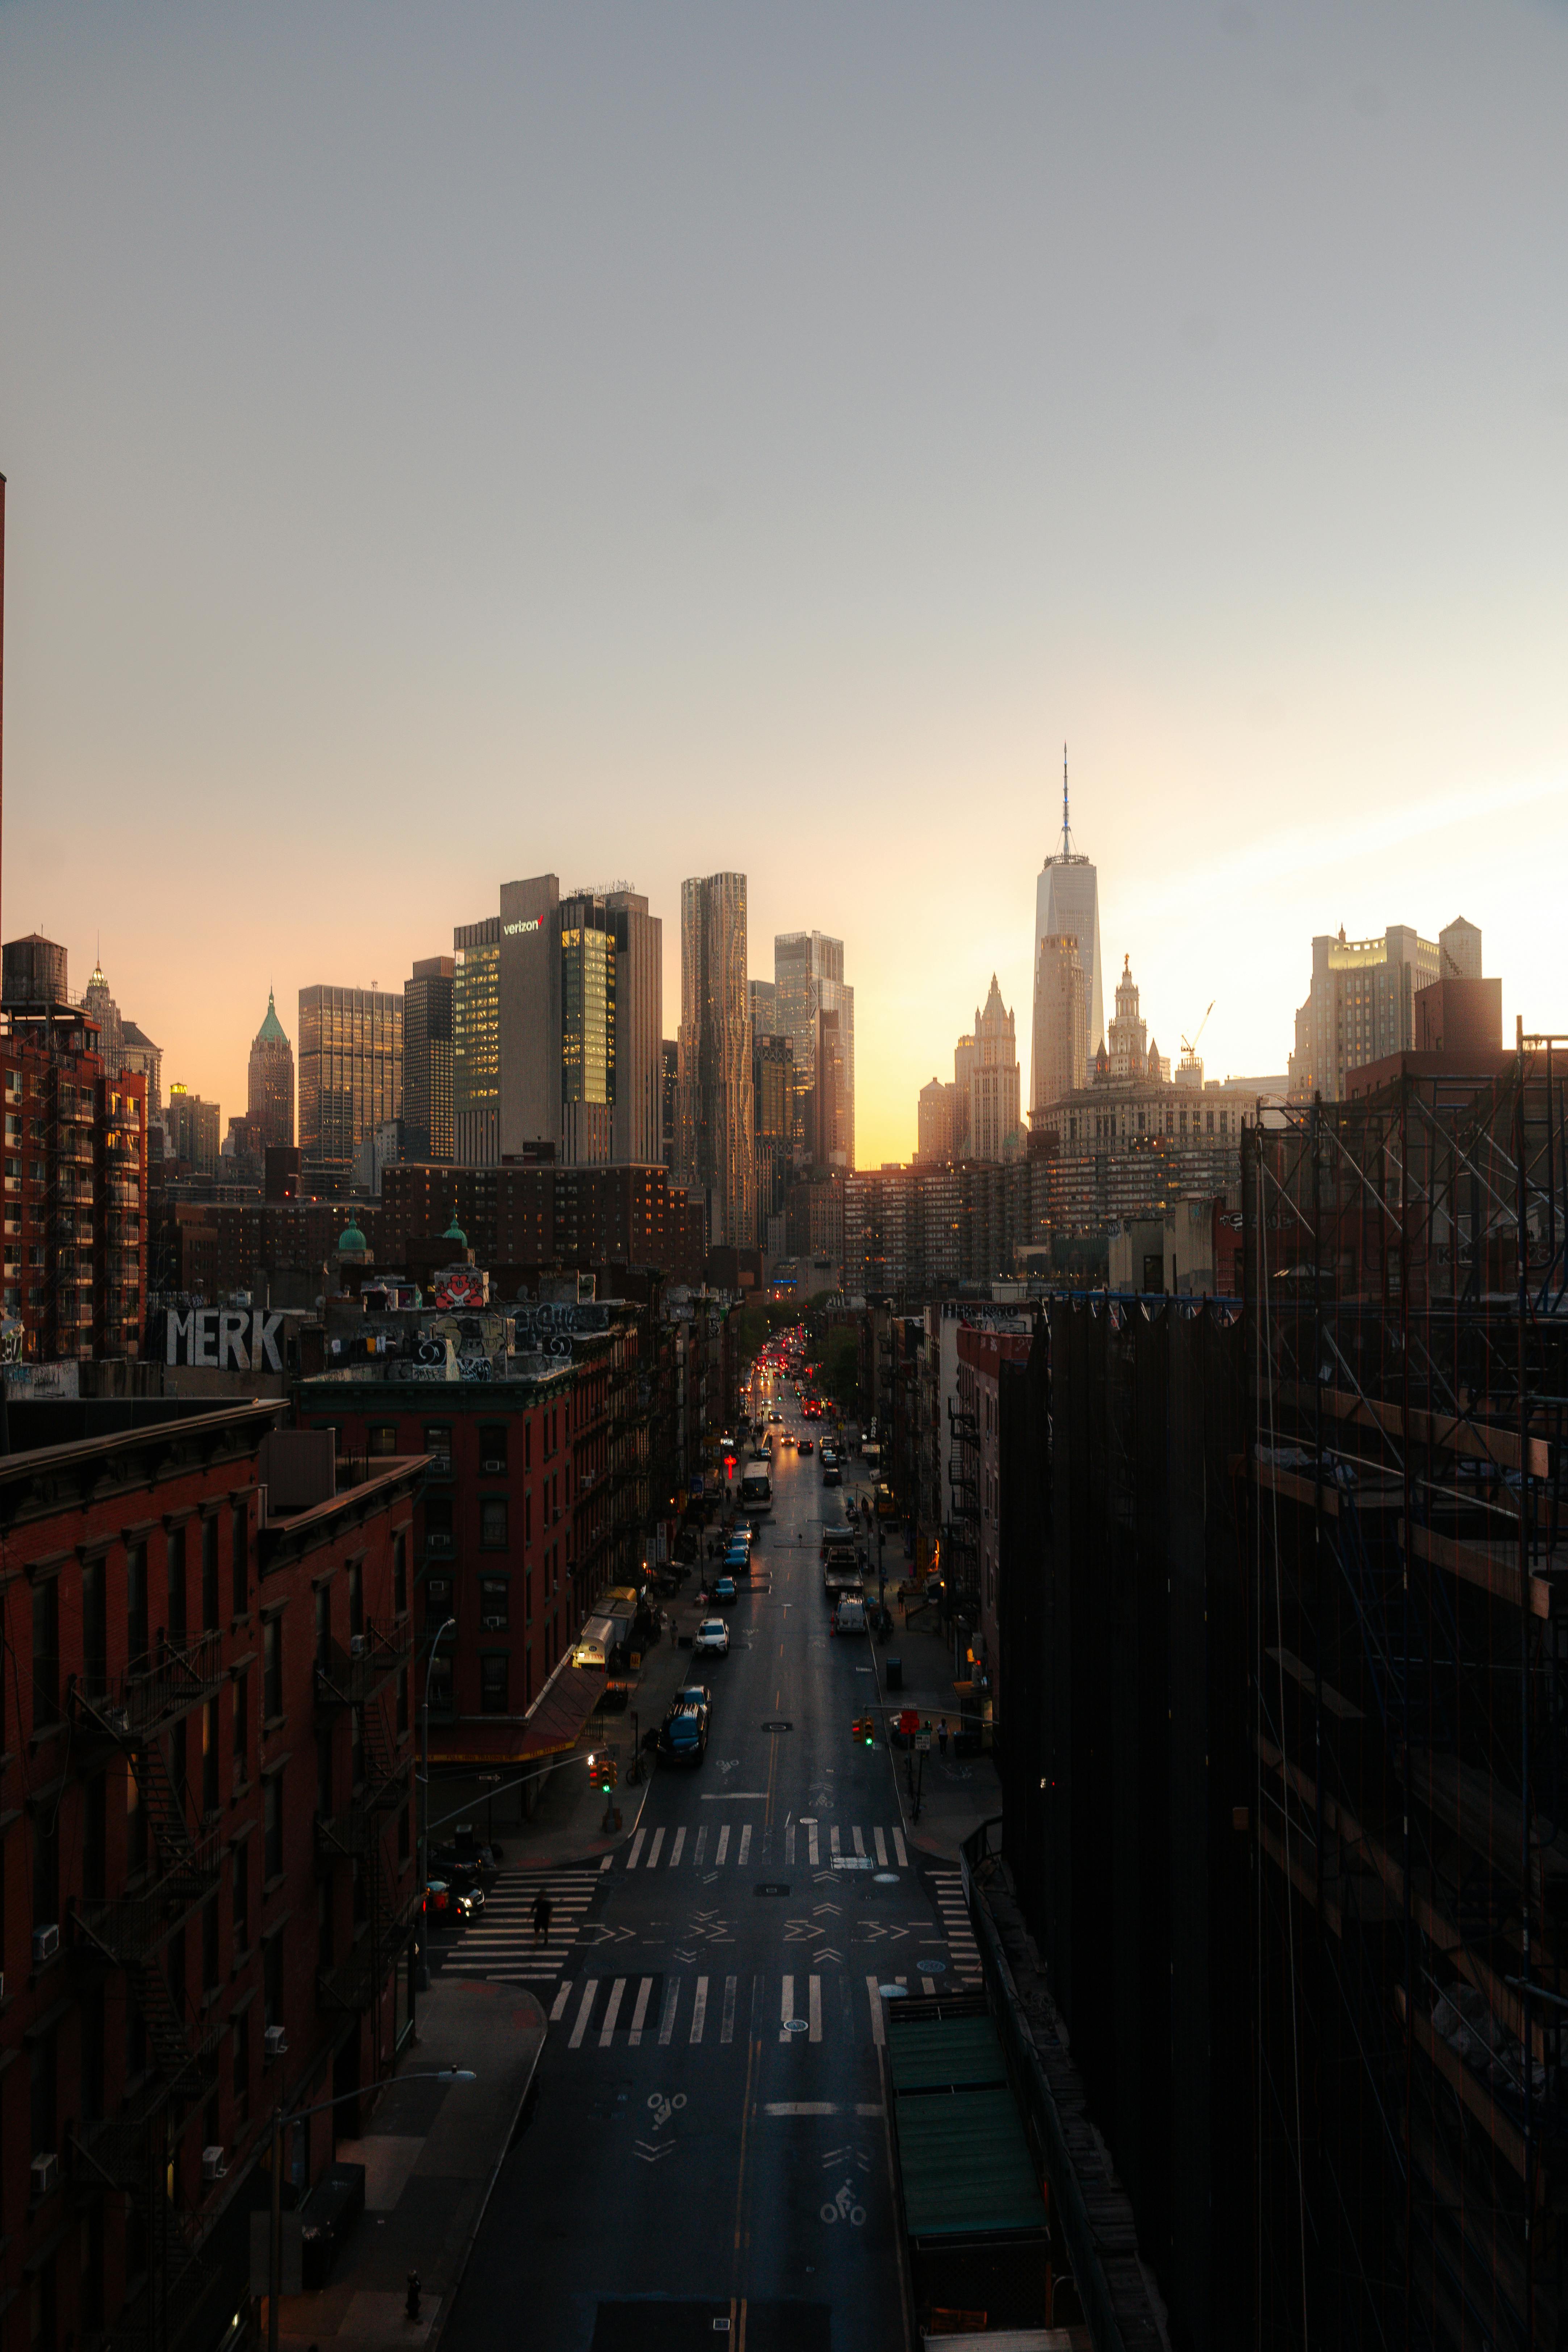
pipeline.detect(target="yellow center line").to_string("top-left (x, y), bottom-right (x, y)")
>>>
top-left (731, 2030), bottom-right (759, 2283)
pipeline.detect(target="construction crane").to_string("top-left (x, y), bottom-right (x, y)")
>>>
top-left (1181, 1001), bottom-right (1215, 1058)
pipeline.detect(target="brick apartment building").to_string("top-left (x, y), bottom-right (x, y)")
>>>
top-left (954, 1323), bottom-right (1033, 1717)
top-left (379, 1164), bottom-right (704, 1285)
top-left (1, 1003), bottom-right (148, 1362)
top-left (0, 1403), bottom-right (425, 2352)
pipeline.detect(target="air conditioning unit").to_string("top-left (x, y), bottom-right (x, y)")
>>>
top-left (202, 2146), bottom-right (227, 2183)
top-left (349, 1635), bottom-right (366, 1658)
top-left (30, 2153), bottom-right (58, 2200)
top-left (482, 1616), bottom-right (505, 1632)
top-left (32, 1924), bottom-right (59, 1967)
top-left (264, 2025), bottom-right (288, 2060)
top-left (481, 1457), bottom-right (505, 1474)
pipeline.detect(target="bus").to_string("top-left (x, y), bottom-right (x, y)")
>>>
top-left (740, 1463), bottom-right (773, 1512)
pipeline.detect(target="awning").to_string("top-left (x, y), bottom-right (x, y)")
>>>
top-left (426, 1650), bottom-right (606, 1766)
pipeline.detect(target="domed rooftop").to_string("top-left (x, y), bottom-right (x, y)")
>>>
top-left (253, 988), bottom-right (291, 1051)
top-left (337, 1220), bottom-right (368, 1255)
top-left (443, 1215), bottom-right (468, 1248)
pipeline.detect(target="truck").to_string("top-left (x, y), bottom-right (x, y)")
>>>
top-left (740, 1463), bottom-right (773, 1512)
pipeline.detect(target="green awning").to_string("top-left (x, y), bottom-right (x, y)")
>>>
top-left (887, 2015), bottom-right (1008, 2094)
top-left (895, 2085), bottom-right (1045, 2242)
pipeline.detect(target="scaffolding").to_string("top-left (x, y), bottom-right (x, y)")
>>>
top-left (1244, 1035), bottom-right (1568, 2349)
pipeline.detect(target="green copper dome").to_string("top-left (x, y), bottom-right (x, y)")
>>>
top-left (338, 1220), bottom-right (369, 1255)
top-left (443, 1215), bottom-right (468, 1248)
top-left (253, 988), bottom-right (291, 1051)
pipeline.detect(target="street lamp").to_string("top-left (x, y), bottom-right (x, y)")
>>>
top-left (267, 2069), bottom-right (476, 2352)
top-left (417, 1617), bottom-right (457, 1992)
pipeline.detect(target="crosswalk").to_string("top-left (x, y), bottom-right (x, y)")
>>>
top-left (930, 1868), bottom-right (982, 1982)
top-left (623, 1821), bottom-right (909, 1871)
top-left (438, 1867), bottom-right (601, 1984)
top-left (545, 1968), bottom-right (969, 2052)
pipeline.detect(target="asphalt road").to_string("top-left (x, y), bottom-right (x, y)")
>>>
top-left (441, 1376), bottom-right (969, 2352)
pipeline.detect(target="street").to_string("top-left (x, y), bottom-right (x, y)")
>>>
top-left (440, 1385), bottom-right (974, 2352)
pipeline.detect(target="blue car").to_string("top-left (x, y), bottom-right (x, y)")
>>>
top-left (712, 1576), bottom-right (737, 1606)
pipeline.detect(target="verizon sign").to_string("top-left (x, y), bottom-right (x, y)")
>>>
top-left (166, 1307), bottom-right (287, 1372)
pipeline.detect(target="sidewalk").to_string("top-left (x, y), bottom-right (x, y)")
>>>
top-left (448, 1550), bottom-right (748, 1872)
top-left (867, 1561), bottom-right (1002, 1863)
top-left (275, 1975), bottom-right (545, 2352)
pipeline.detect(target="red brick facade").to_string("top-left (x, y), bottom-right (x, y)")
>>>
top-left (0, 1403), bottom-right (423, 2352)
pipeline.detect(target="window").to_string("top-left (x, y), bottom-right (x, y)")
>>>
top-left (202, 1516), bottom-right (219, 1630)
top-left (83, 1559), bottom-right (106, 1695)
top-left (422, 1423), bottom-right (452, 1472)
top-left (202, 1893), bottom-right (220, 1992)
top-left (263, 1932), bottom-right (284, 2030)
top-left (479, 1575), bottom-right (510, 1630)
top-left (478, 1423), bottom-right (507, 1473)
top-left (480, 1497), bottom-right (508, 1550)
top-left (167, 1527), bottom-right (187, 1641)
top-left (233, 1840), bottom-right (250, 1955)
top-left (393, 1530), bottom-right (407, 1617)
top-left (524, 1419), bottom-right (532, 1473)
top-left (349, 1561), bottom-right (364, 1638)
top-left (396, 1663), bottom-right (409, 1736)
top-left (232, 1503), bottom-right (249, 1617)
top-left (263, 1774), bottom-right (283, 1882)
top-left (233, 2008), bottom-right (250, 2125)
top-left (127, 1547), bottom-right (147, 1678)
top-left (427, 1649), bottom-right (454, 1713)
top-left (368, 1423), bottom-right (398, 1456)
top-left (424, 1573), bottom-right (453, 1633)
top-left (525, 1489), bottom-right (533, 1547)
top-left (202, 1699), bottom-right (219, 1815)
top-left (480, 1654), bottom-right (509, 1715)
top-left (263, 1616), bottom-right (283, 1722)
top-left (126, 1763), bottom-right (147, 1875)
top-left (315, 1585), bottom-right (330, 1669)
top-left (31, 1577), bottom-right (59, 1728)
top-left (84, 1773), bottom-right (106, 1901)
top-left (233, 1668), bottom-right (249, 1778)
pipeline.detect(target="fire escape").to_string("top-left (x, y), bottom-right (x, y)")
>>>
top-left (313, 1623), bottom-right (417, 2015)
top-left (47, 1077), bottom-right (96, 1359)
top-left (68, 1631), bottom-right (231, 2352)
top-left (945, 1395), bottom-right (980, 1611)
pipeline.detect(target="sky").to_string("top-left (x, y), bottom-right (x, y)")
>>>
top-left (1, 0), bottom-right (1565, 1167)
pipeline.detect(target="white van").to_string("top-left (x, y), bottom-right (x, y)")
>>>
top-left (832, 1596), bottom-right (866, 1635)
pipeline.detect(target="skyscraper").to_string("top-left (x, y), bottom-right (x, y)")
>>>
top-left (1030, 753), bottom-right (1104, 1117)
top-left (81, 960), bottom-right (122, 1077)
top-left (167, 1082), bottom-right (221, 1175)
top-left (968, 976), bottom-right (1022, 1161)
top-left (453, 917), bottom-right (501, 1164)
top-left (297, 985), bottom-right (402, 1176)
top-left (678, 872), bottom-right (754, 1245)
top-left (774, 930), bottom-right (854, 1170)
top-left (247, 987), bottom-right (295, 1148)
top-left (403, 955), bottom-right (454, 1162)
top-left (753, 1029), bottom-right (796, 1235)
top-left (1032, 935), bottom-right (1088, 1116)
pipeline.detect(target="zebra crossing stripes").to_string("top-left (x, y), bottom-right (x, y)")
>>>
top-left (930, 1868), bottom-right (983, 1983)
top-left (548, 1971), bottom-right (914, 2053)
top-left (438, 1869), bottom-right (598, 1985)
top-left (619, 1823), bottom-right (907, 1870)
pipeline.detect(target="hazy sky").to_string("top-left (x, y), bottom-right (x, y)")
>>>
top-left (2, 1), bottom-right (1565, 1165)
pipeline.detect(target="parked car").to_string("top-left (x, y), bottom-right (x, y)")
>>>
top-left (831, 1596), bottom-right (867, 1634)
top-left (712, 1576), bottom-right (737, 1606)
top-left (693, 1617), bottom-right (730, 1658)
top-left (423, 1879), bottom-right (479, 1926)
top-left (658, 1699), bottom-right (708, 1765)
top-left (677, 1682), bottom-right (712, 1711)
top-left (823, 1464), bottom-right (842, 1487)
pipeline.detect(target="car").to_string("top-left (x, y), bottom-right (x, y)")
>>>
top-left (712, 1575), bottom-right (737, 1605)
top-left (658, 1699), bottom-right (708, 1765)
top-left (677, 1682), bottom-right (712, 1711)
top-left (768, 1410), bottom-right (782, 1424)
top-left (719, 1433), bottom-right (735, 1454)
top-left (693, 1617), bottom-right (730, 1657)
top-left (823, 1464), bottom-right (842, 1487)
top-left (798, 1437), bottom-right (814, 1454)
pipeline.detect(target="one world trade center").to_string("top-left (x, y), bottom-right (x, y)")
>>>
top-left (1029, 750), bottom-right (1104, 1118)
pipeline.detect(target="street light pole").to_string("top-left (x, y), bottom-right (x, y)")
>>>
top-left (417, 1617), bottom-right (457, 1993)
top-left (267, 2070), bottom-right (475, 2352)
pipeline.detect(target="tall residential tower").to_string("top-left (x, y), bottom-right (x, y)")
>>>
top-left (677, 872), bottom-right (754, 1245)
top-left (775, 930), bottom-right (854, 1171)
top-left (247, 987), bottom-right (295, 1148)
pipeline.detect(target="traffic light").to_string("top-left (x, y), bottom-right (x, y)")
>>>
top-left (862, 1717), bottom-right (876, 1747)
top-left (598, 1757), bottom-right (618, 1794)
top-left (850, 1717), bottom-right (862, 1745)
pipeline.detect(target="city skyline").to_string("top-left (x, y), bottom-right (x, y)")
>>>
top-left (2, 5), bottom-right (1564, 1169)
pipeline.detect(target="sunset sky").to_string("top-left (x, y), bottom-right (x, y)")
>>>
top-left (2, 0), bottom-right (1565, 1164)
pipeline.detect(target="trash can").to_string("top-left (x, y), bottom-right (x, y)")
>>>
top-left (886, 1656), bottom-right (903, 1691)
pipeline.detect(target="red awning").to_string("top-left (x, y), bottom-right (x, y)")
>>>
top-left (426, 1653), bottom-right (607, 1766)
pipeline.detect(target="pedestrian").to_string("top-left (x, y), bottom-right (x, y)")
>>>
top-left (937, 1717), bottom-right (949, 1761)
top-left (532, 1888), bottom-right (552, 1947)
